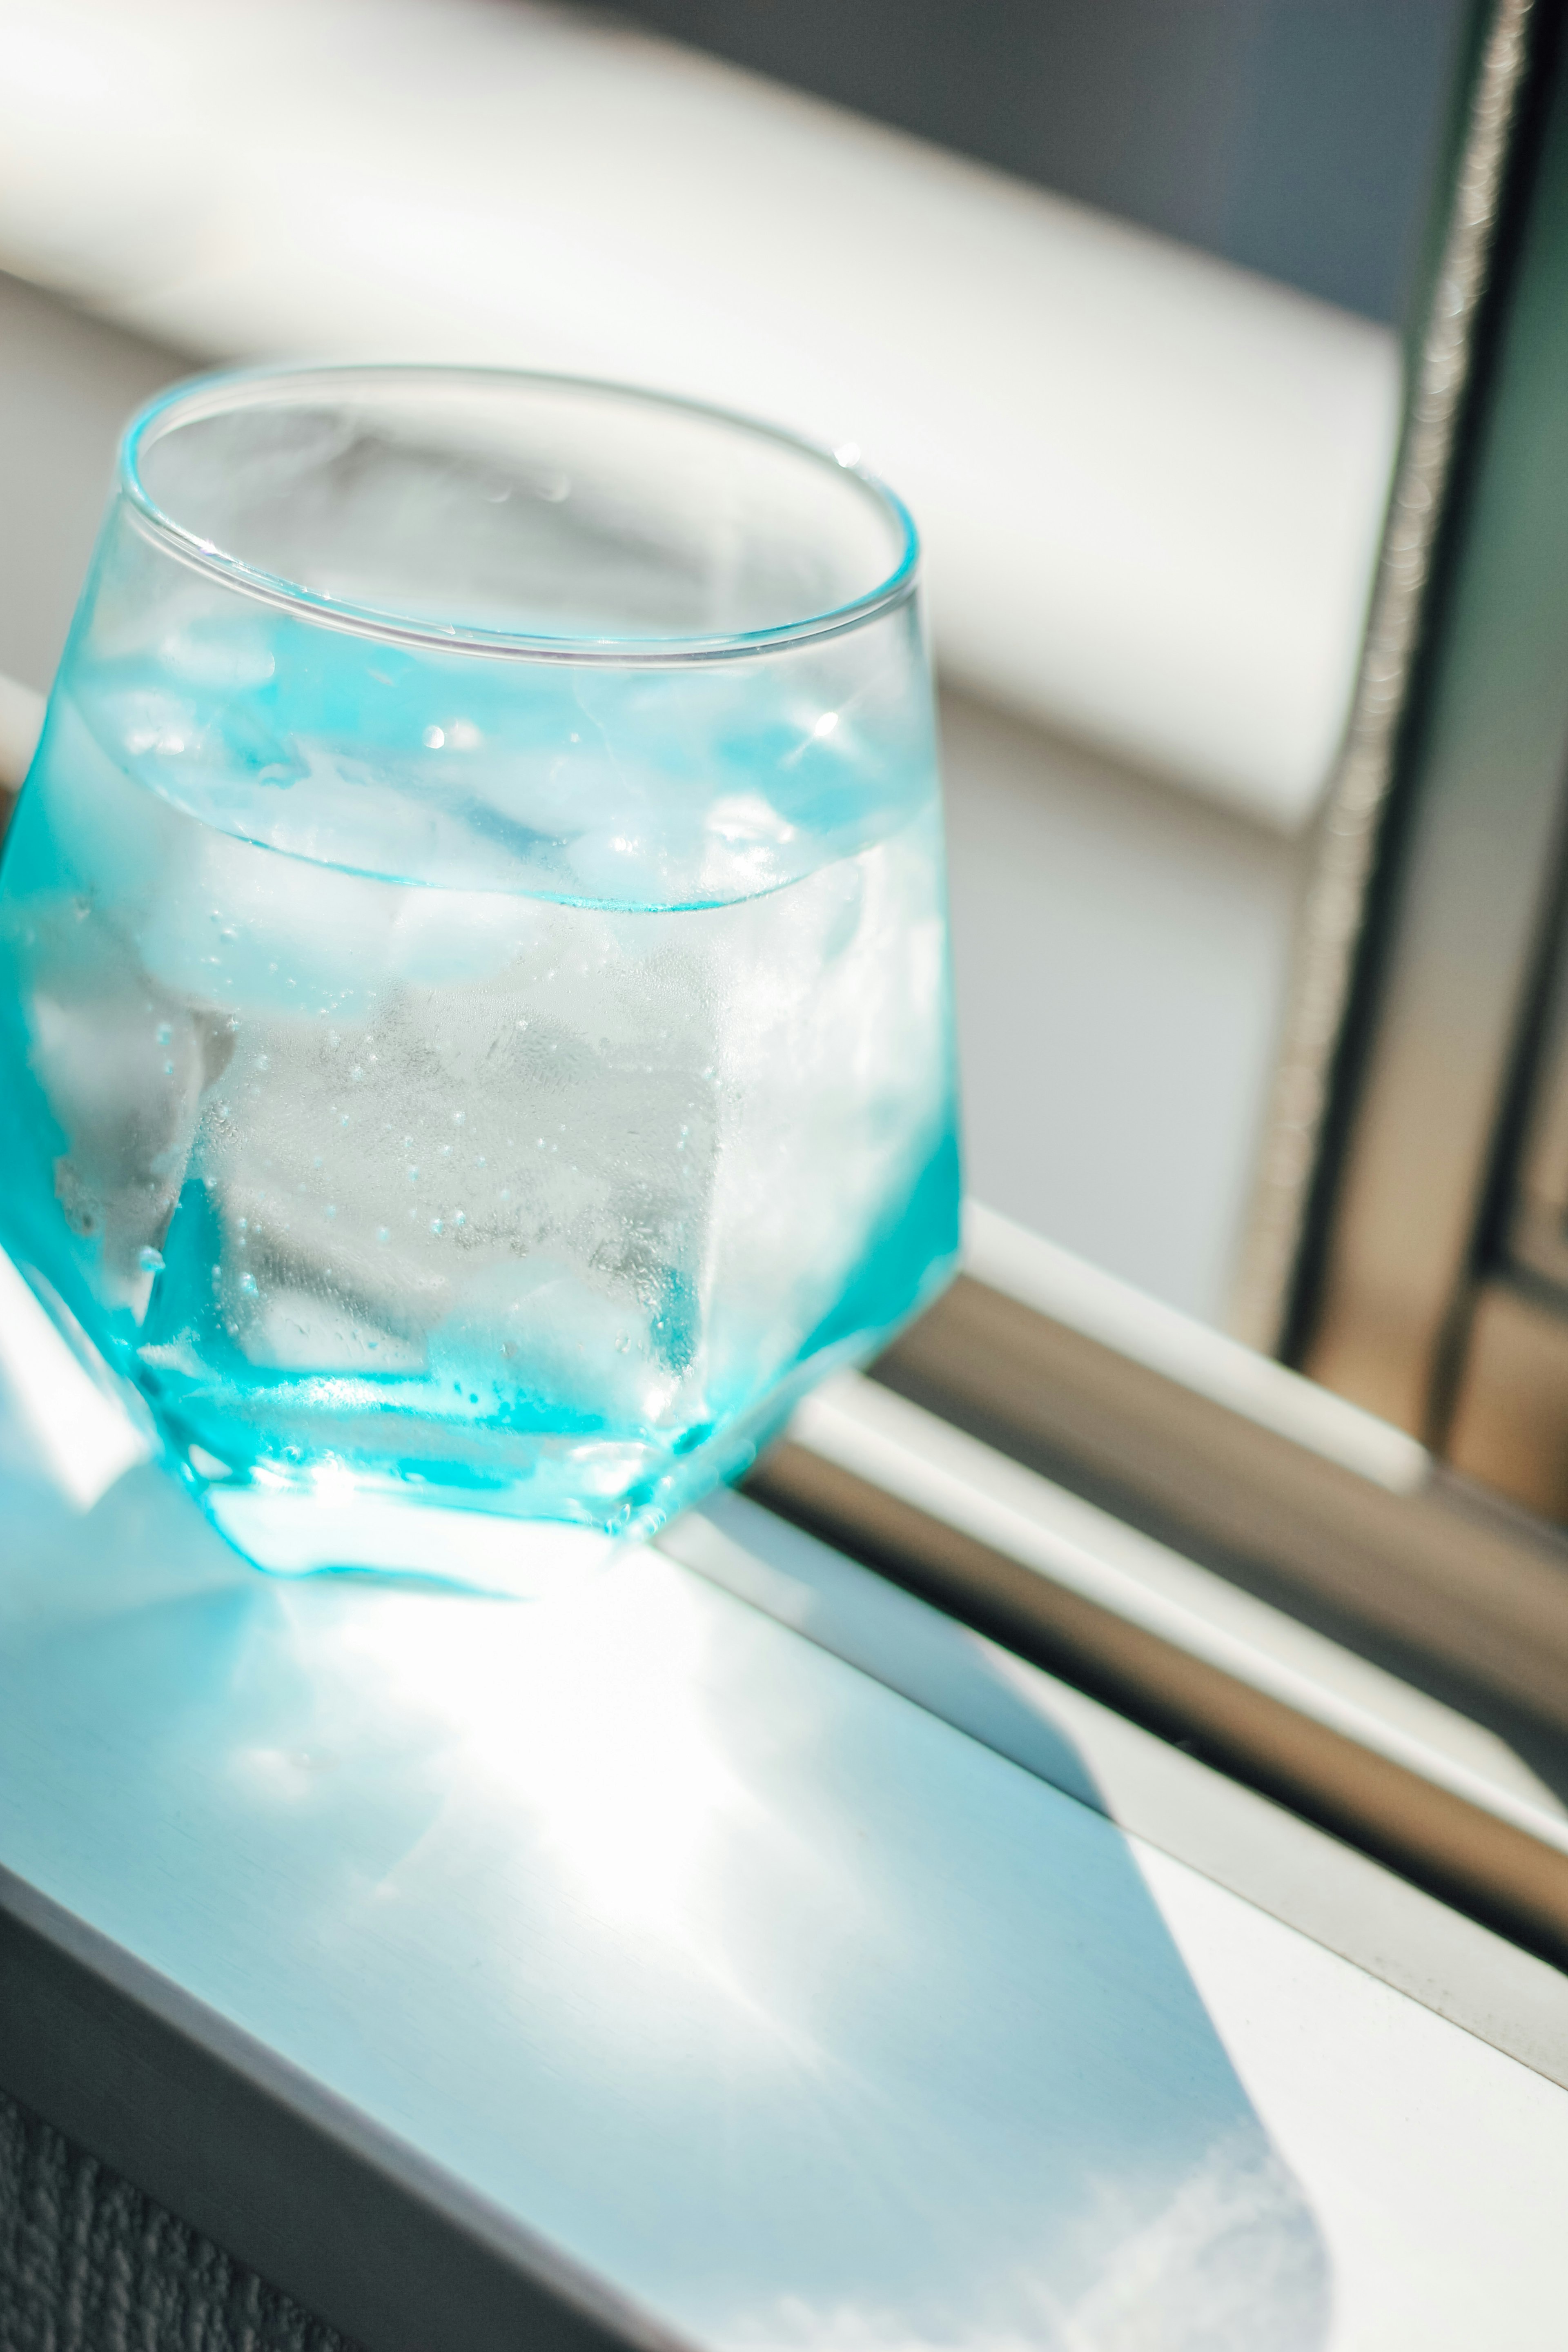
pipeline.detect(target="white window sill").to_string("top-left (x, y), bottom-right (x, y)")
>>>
top-left (3, 1239), bottom-right (1568, 2348)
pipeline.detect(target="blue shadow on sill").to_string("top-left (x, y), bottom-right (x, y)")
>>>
top-left (0, 1246), bottom-right (1330, 2350)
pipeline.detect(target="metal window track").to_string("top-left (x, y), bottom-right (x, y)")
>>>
top-left (751, 1205), bottom-right (1568, 1973)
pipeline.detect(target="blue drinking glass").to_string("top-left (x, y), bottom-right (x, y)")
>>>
top-left (0, 366), bottom-right (959, 1569)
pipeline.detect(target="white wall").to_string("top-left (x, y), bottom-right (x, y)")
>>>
top-left (940, 691), bottom-right (1307, 1319)
top-left (0, 0), bottom-right (1399, 832)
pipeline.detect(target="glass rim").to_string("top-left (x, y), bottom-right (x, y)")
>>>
top-left (118, 361), bottom-right (922, 664)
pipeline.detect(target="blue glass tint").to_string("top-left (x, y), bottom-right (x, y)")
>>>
top-left (0, 368), bottom-right (959, 1562)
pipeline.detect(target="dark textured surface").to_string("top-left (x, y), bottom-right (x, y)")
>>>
top-left (0, 2085), bottom-right (357, 2352)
